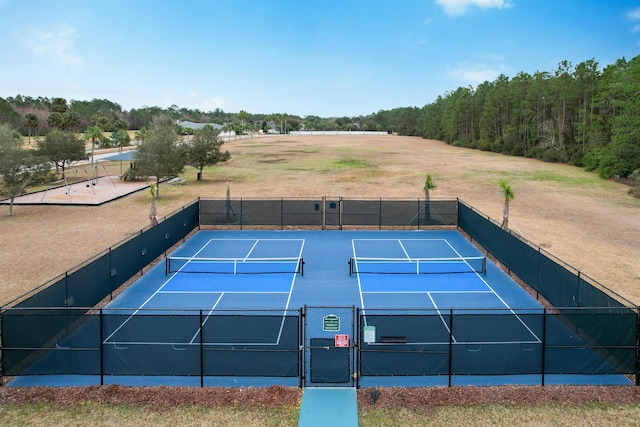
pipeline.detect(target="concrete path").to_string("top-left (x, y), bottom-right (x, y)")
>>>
top-left (298, 387), bottom-right (358, 427)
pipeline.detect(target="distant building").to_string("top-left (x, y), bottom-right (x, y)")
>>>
top-left (177, 120), bottom-right (235, 138)
top-left (177, 120), bottom-right (223, 131)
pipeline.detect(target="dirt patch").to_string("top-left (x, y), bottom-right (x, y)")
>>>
top-left (3, 176), bottom-right (150, 205)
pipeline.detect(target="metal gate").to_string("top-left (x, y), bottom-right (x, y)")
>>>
top-left (303, 306), bottom-right (356, 387)
top-left (322, 197), bottom-right (342, 230)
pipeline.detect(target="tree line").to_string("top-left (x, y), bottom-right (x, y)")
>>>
top-left (0, 54), bottom-right (637, 180)
top-left (416, 55), bottom-right (640, 180)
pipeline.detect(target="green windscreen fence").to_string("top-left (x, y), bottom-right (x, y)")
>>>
top-left (199, 198), bottom-right (458, 229)
top-left (457, 200), bottom-right (637, 379)
top-left (2, 198), bottom-right (637, 385)
top-left (2, 201), bottom-right (199, 376)
top-left (2, 309), bottom-right (301, 380)
top-left (358, 308), bottom-right (637, 383)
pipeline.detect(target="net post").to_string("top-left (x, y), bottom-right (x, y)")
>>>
top-left (348, 258), bottom-right (353, 276)
top-left (165, 258), bottom-right (169, 276)
top-left (300, 258), bottom-right (305, 276)
top-left (482, 256), bottom-right (487, 275)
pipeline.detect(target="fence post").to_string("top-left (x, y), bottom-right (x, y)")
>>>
top-left (448, 309), bottom-right (453, 387)
top-left (300, 306), bottom-right (307, 387)
top-left (636, 309), bottom-right (640, 386)
top-left (0, 309), bottom-right (3, 386)
top-left (200, 309), bottom-right (204, 388)
top-left (99, 308), bottom-right (104, 386)
top-left (299, 307), bottom-right (304, 388)
top-left (541, 309), bottom-right (547, 386)
top-left (322, 197), bottom-right (326, 230)
top-left (351, 305), bottom-right (357, 388)
top-left (355, 307), bottom-right (360, 388)
top-left (281, 198), bottom-right (284, 230)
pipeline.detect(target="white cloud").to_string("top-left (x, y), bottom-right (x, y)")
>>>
top-left (22, 23), bottom-right (84, 67)
top-left (199, 96), bottom-right (227, 111)
top-left (436, 0), bottom-right (511, 16)
top-left (628, 7), bottom-right (640, 20)
top-left (632, 24), bottom-right (640, 34)
top-left (450, 66), bottom-right (501, 83)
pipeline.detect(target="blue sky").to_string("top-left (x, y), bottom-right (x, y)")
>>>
top-left (1, 0), bottom-right (639, 117)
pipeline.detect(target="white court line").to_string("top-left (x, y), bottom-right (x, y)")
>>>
top-left (362, 290), bottom-right (493, 294)
top-left (189, 293), bottom-right (224, 344)
top-left (426, 292), bottom-right (456, 342)
top-left (356, 237), bottom-right (542, 344)
top-left (105, 238), bottom-right (305, 347)
top-left (103, 239), bottom-right (215, 343)
top-left (244, 239), bottom-right (260, 260)
top-left (442, 239), bottom-right (542, 343)
top-left (158, 291), bottom-right (290, 294)
top-left (397, 239), bottom-right (411, 259)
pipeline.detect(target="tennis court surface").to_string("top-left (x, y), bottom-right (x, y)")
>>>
top-left (7, 230), bottom-right (633, 387)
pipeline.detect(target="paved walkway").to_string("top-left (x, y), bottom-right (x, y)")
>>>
top-left (298, 388), bottom-right (358, 427)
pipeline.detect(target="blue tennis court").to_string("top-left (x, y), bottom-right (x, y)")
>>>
top-left (8, 229), bottom-right (632, 387)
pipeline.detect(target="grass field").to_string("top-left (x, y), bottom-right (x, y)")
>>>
top-left (1, 401), bottom-right (638, 426)
top-left (0, 134), bottom-right (638, 424)
top-left (1, 134), bottom-right (637, 305)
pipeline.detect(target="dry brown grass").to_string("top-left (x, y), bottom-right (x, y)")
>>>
top-left (1, 134), bottom-right (638, 305)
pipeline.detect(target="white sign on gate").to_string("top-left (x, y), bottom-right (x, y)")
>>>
top-left (363, 325), bottom-right (376, 343)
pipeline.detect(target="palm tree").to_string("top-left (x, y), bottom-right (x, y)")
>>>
top-left (222, 124), bottom-right (233, 141)
top-left (149, 183), bottom-right (158, 225)
top-left (23, 113), bottom-right (39, 145)
top-left (237, 110), bottom-right (249, 134)
top-left (84, 125), bottom-right (103, 165)
top-left (281, 113), bottom-right (289, 134)
top-left (134, 127), bottom-right (148, 144)
top-left (499, 180), bottom-right (514, 230)
top-left (423, 173), bottom-right (437, 221)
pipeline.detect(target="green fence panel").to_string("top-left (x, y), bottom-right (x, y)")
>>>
top-left (108, 235), bottom-right (145, 289)
top-left (199, 199), bottom-right (240, 226)
top-left (342, 200), bottom-right (380, 226)
top-left (66, 256), bottom-right (112, 308)
top-left (2, 309), bottom-right (98, 376)
top-left (282, 199), bottom-right (323, 227)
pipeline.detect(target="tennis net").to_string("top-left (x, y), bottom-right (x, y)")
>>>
top-left (166, 256), bottom-right (304, 275)
top-left (349, 256), bottom-right (486, 275)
